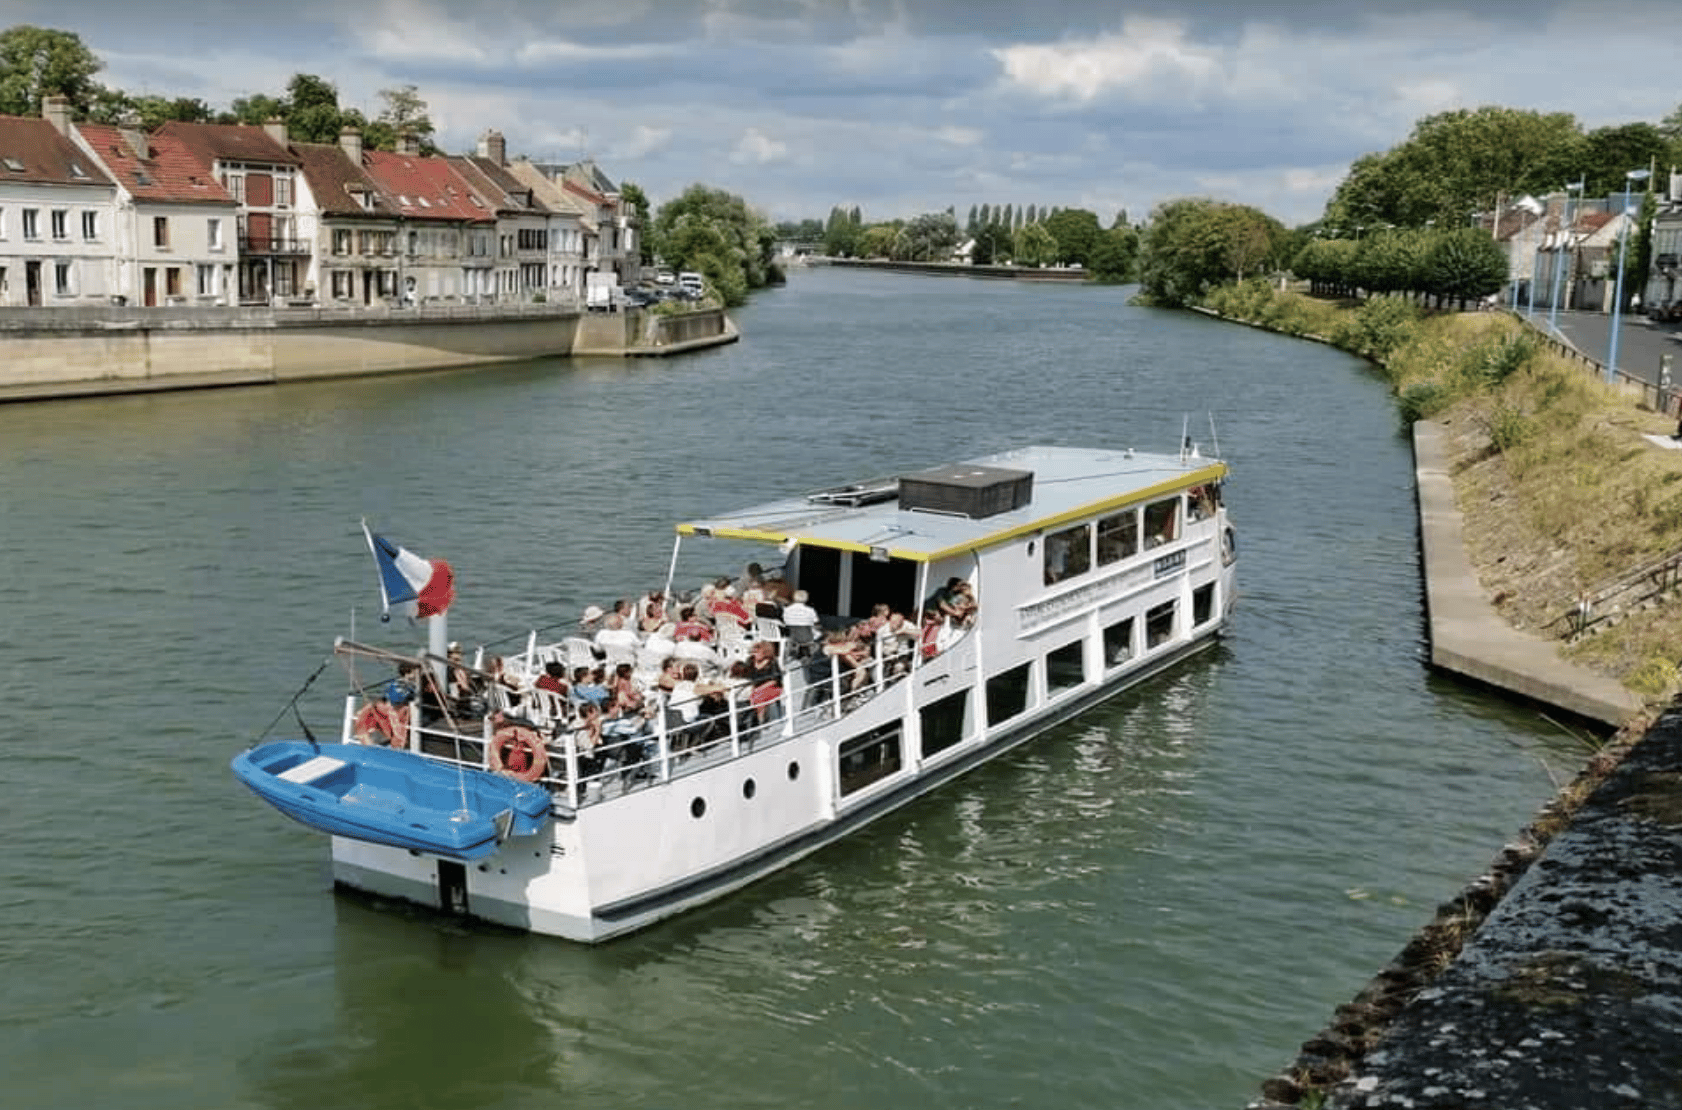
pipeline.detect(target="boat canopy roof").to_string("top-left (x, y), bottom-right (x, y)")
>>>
top-left (676, 445), bottom-right (1227, 563)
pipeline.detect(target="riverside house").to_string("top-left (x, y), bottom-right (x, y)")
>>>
top-left (362, 137), bottom-right (498, 304)
top-left (523, 158), bottom-right (640, 288)
top-left (506, 156), bottom-right (589, 301)
top-left (455, 130), bottom-right (551, 302)
top-left (291, 129), bottom-right (402, 306)
top-left (155, 119), bottom-right (306, 305)
top-left (72, 116), bottom-right (238, 306)
top-left (0, 99), bottom-right (117, 306)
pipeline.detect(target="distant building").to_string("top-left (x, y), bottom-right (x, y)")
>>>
top-left (0, 98), bottom-right (118, 306)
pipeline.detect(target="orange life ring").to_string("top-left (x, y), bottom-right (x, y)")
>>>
top-left (490, 723), bottom-right (548, 782)
top-left (355, 702), bottom-right (410, 748)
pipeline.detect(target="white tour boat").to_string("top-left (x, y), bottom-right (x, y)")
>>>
top-left (267, 443), bottom-right (1236, 942)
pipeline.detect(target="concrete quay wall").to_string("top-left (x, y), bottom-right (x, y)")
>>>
top-left (0, 304), bottom-right (735, 402)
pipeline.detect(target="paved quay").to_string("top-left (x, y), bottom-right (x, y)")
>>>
top-left (1412, 420), bottom-right (1643, 728)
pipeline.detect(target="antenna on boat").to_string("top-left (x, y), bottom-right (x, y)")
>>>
top-left (1180, 414), bottom-right (1192, 463)
top-left (1207, 412), bottom-right (1224, 465)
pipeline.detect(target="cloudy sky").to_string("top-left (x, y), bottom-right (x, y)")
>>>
top-left (7, 0), bottom-right (1680, 227)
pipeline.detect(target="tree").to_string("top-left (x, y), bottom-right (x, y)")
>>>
top-left (823, 205), bottom-right (861, 257)
top-left (1423, 227), bottom-right (1507, 308)
top-left (650, 183), bottom-right (776, 304)
top-left (1323, 106), bottom-right (1584, 229)
top-left (1580, 123), bottom-right (1667, 197)
top-left (1042, 208), bottom-right (1102, 266)
top-left (1013, 222), bottom-right (1057, 267)
top-left (1088, 225), bottom-right (1140, 283)
top-left (892, 211), bottom-right (959, 261)
top-left (285, 73), bottom-right (343, 143)
top-left (620, 182), bottom-right (654, 265)
top-left (375, 83), bottom-right (437, 154)
top-left (970, 220), bottom-right (1012, 265)
top-left (965, 204), bottom-right (977, 234)
top-left (857, 223), bottom-right (900, 258)
top-left (0, 24), bottom-right (105, 117)
top-left (223, 92), bottom-right (286, 126)
top-left (1136, 198), bottom-right (1284, 305)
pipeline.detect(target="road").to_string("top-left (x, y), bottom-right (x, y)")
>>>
top-left (1538, 309), bottom-right (1682, 387)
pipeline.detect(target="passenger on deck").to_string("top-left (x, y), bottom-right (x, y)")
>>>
top-left (950, 581), bottom-right (978, 628)
top-left (877, 611), bottom-right (918, 677)
top-left (485, 655), bottom-right (526, 711)
top-left (710, 586), bottom-right (752, 630)
top-left (607, 661), bottom-right (643, 713)
top-left (594, 613), bottom-right (640, 656)
top-left (821, 629), bottom-right (872, 693)
top-left (571, 666), bottom-right (609, 709)
top-left (638, 590), bottom-right (668, 633)
top-left (354, 680), bottom-right (414, 748)
top-left (743, 639), bottom-right (784, 730)
top-left (535, 662), bottom-right (569, 698)
top-left (734, 562), bottom-right (765, 595)
top-left (673, 627), bottom-right (720, 672)
top-left (672, 606), bottom-right (713, 643)
top-left (920, 608), bottom-right (945, 660)
top-left (928, 577), bottom-right (969, 625)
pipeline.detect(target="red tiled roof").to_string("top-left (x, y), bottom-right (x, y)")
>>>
top-left (155, 121), bottom-right (300, 168)
top-left (76, 123), bottom-right (235, 207)
top-left (291, 141), bottom-right (399, 218)
top-left (458, 155), bottom-right (545, 214)
top-left (361, 150), bottom-right (493, 223)
top-left (0, 115), bottom-right (112, 186)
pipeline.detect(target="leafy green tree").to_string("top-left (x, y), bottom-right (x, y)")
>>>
top-left (965, 204), bottom-right (977, 234)
top-left (375, 83), bottom-right (436, 153)
top-left (620, 182), bottom-right (654, 265)
top-left (892, 211), bottom-right (959, 261)
top-left (823, 205), bottom-right (861, 257)
top-left (1013, 222), bottom-right (1057, 267)
top-left (651, 183), bottom-right (776, 303)
top-left (223, 92), bottom-right (287, 126)
top-left (858, 223), bottom-right (900, 258)
top-left (0, 24), bottom-right (105, 117)
top-left (1040, 207), bottom-right (1102, 267)
top-left (1137, 198), bottom-right (1284, 305)
top-left (283, 73), bottom-right (343, 143)
top-left (1580, 123), bottom-right (1666, 197)
top-left (1088, 225), bottom-right (1140, 283)
top-left (970, 221), bottom-right (1012, 265)
top-left (978, 203), bottom-right (992, 229)
top-left (1423, 227), bottom-right (1507, 308)
top-left (1025, 203), bottom-right (1038, 225)
top-left (1324, 106), bottom-right (1583, 229)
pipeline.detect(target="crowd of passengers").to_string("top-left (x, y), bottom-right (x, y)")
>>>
top-left (353, 563), bottom-right (979, 784)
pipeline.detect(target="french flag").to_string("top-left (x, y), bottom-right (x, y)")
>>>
top-left (362, 521), bottom-right (455, 621)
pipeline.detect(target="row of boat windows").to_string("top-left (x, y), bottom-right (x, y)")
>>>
top-left (1042, 485), bottom-right (1220, 587)
top-left (835, 582), bottom-right (1218, 797)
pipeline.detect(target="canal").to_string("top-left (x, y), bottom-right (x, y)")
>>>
top-left (0, 266), bottom-right (1580, 1109)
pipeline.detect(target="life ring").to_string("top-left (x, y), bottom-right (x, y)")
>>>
top-left (354, 702), bottom-right (410, 748)
top-left (490, 722), bottom-right (548, 782)
top-left (1221, 526), bottom-right (1237, 566)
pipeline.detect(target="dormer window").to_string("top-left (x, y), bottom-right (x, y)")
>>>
top-left (68, 161), bottom-right (87, 178)
top-left (2, 156), bottom-right (23, 172)
top-left (418, 196), bottom-right (430, 208)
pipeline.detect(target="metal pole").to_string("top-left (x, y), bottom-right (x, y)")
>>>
top-left (1608, 169), bottom-right (1653, 384)
top-left (1548, 183), bottom-right (1579, 335)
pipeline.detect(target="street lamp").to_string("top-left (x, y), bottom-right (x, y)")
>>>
top-left (1548, 180), bottom-right (1584, 336)
top-left (1608, 168), bottom-right (1653, 384)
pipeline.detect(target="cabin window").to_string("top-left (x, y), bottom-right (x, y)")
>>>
top-left (1044, 523), bottom-right (1091, 585)
top-left (1046, 641), bottom-right (1085, 695)
top-left (838, 723), bottom-right (902, 796)
top-left (1104, 617), bottom-right (1135, 666)
top-left (1145, 599), bottom-right (1176, 649)
top-left (986, 663), bottom-right (1031, 725)
top-left (920, 690), bottom-right (968, 759)
top-left (1193, 583), bottom-right (1215, 626)
top-left (1143, 497), bottom-right (1180, 549)
top-left (1097, 509), bottom-right (1138, 566)
top-left (1187, 484), bottom-right (1219, 523)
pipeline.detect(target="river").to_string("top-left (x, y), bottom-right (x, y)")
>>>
top-left (0, 266), bottom-right (1580, 1109)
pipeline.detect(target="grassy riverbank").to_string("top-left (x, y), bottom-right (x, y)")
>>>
top-left (1202, 281), bottom-right (1682, 708)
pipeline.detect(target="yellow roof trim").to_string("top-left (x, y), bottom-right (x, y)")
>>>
top-left (674, 462), bottom-right (1226, 565)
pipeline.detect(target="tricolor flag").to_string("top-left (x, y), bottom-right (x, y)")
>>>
top-left (362, 521), bottom-right (455, 621)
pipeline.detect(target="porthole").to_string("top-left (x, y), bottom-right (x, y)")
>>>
top-left (743, 778), bottom-right (757, 800)
top-left (787, 761), bottom-right (800, 781)
top-left (691, 796), bottom-right (706, 819)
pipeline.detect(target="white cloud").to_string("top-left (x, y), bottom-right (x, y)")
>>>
top-left (991, 18), bottom-right (1220, 102)
top-left (353, 0), bottom-right (495, 66)
top-left (935, 126), bottom-right (983, 146)
top-left (612, 125), bottom-right (674, 160)
top-left (514, 39), bottom-right (677, 66)
top-left (731, 127), bottom-right (789, 165)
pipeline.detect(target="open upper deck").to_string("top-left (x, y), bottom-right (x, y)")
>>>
top-left (676, 445), bottom-right (1228, 563)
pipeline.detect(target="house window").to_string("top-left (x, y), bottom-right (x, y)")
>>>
top-left (153, 216), bottom-right (170, 249)
top-left (196, 264), bottom-right (217, 297)
top-left (50, 209), bottom-right (67, 239)
top-left (22, 208), bottom-right (39, 240)
top-left (333, 229), bottom-right (352, 255)
top-left (275, 176), bottom-right (291, 206)
top-left (0, 206), bottom-right (6, 239)
top-left (81, 211), bottom-right (97, 240)
top-left (54, 261), bottom-right (72, 295)
top-left (208, 218), bottom-right (222, 251)
top-left (274, 264), bottom-right (294, 297)
top-left (225, 174), bottom-right (245, 202)
top-left (331, 270), bottom-right (353, 298)
top-left (165, 268), bottom-right (182, 297)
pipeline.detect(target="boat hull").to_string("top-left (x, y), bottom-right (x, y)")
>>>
top-left (329, 632), bottom-right (1221, 940)
top-left (232, 741), bottom-right (552, 862)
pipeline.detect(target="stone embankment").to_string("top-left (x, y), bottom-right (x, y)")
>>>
top-left (1194, 302), bottom-right (1682, 1109)
top-left (0, 303), bottom-right (736, 404)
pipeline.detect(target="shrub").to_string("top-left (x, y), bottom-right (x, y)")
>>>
top-left (1479, 330), bottom-right (1539, 387)
top-left (1627, 656), bottom-right (1678, 698)
top-left (1398, 381), bottom-right (1450, 424)
top-left (1344, 296), bottom-right (1422, 360)
top-left (1482, 404), bottom-right (1535, 453)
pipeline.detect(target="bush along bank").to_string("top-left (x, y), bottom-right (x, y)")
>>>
top-left (1199, 280), bottom-right (1682, 708)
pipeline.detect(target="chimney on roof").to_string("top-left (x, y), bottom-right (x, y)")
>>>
top-left (119, 114), bottom-right (149, 160)
top-left (42, 94), bottom-right (71, 136)
top-left (476, 129), bottom-right (506, 165)
top-left (396, 131), bottom-right (421, 157)
top-left (1672, 169), bottom-right (1681, 205)
top-left (263, 117), bottom-right (288, 147)
top-left (339, 126), bottom-right (363, 164)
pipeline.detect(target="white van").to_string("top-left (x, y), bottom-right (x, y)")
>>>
top-left (677, 271), bottom-right (704, 293)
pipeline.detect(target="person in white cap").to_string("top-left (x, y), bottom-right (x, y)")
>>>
top-left (580, 604), bottom-right (605, 632)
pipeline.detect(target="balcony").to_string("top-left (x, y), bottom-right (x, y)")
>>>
top-left (241, 236), bottom-right (311, 256)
